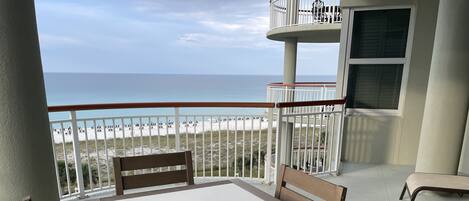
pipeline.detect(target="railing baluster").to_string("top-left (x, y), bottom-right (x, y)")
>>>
top-left (265, 109), bottom-right (273, 183)
top-left (317, 111), bottom-right (323, 173)
top-left (250, 117), bottom-right (254, 178)
top-left (202, 115), bottom-right (206, 177)
top-left (303, 115), bottom-right (310, 172)
top-left (175, 108), bottom-right (181, 152)
top-left (70, 111), bottom-right (86, 197)
top-left (218, 115), bottom-right (222, 176)
top-left (148, 117), bottom-right (153, 154)
top-left (297, 115), bottom-right (302, 170)
top-left (83, 121), bottom-right (93, 191)
top-left (274, 108), bottom-right (283, 184)
top-left (226, 117), bottom-right (230, 177)
top-left (92, 120), bottom-right (102, 188)
top-left (291, 116), bottom-right (296, 167)
top-left (234, 116), bottom-right (238, 177)
top-left (310, 114), bottom-right (316, 175)
top-left (139, 117), bottom-right (144, 155)
top-left (130, 118), bottom-right (135, 156)
top-left (156, 116), bottom-right (161, 154)
top-left (59, 122), bottom-right (72, 194)
top-left (328, 113), bottom-right (335, 172)
top-left (165, 116), bottom-right (169, 153)
top-left (185, 116), bottom-right (189, 150)
top-left (210, 116), bottom-right (214, 177)
top-left (109, 119), bottom-right (116, 167)
top-left (102, 120), bottom-right (111, 186)
top-left (50, 123), bottom-right (63, 196)
top-left (120, 118), bottom-right (126, 157)
top-left (242, 116), bottom-right (246, 178)
top-left (193, 115), bottom-right (197, 177)
top-left (323, 112), bottom-right (330, 172)
top-left (258, 116), bottom-right (262, 179)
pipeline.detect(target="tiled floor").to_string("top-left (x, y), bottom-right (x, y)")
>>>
top-left (72, 163), bottom-right (469, 201)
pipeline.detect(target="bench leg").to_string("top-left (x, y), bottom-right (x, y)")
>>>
top-left (457, 193), bottom-right (464, 197)
top-left (399, 183), bottom-right (407, 200)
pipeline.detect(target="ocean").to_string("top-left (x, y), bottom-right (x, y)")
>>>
top-left (45, 73), bottom-right (335, 120)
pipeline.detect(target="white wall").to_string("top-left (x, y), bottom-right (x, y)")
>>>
top-left (338, 0), bottom-right (440, 165)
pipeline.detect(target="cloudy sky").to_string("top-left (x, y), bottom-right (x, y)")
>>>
top-left (35, 0), bottom-right (339, 75)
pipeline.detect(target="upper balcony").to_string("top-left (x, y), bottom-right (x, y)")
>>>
top-left (268, 0), bottom-right (342, 43)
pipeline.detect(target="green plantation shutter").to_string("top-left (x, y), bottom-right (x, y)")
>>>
top-left (351, 9), bottom-right (410, 58)
top-left (347, 64), bottom-right (404, 109)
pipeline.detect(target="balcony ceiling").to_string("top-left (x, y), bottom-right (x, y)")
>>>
top-left (267, 23), bottom-right (341, 43)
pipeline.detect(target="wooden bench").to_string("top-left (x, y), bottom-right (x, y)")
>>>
top-left (400, 173), bottom-right (469, 201)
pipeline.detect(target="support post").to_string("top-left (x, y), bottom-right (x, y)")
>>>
top-left (265, 108), bottom-right (274, 184)
top-left (175, 108), bottom-right (181, 152)
top-left (282, 37), bottom-right (297, 166)
top-left (70, 111), bottom-right (86, 198)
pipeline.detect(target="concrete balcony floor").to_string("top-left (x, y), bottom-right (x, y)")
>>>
top-left (73, 163), bottom-right (469, 201)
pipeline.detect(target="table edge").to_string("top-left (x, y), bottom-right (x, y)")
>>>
top-left (100, 180), bottom-right (231, 201)
top-left (100, 179), bottom-right (279, 201)
top-left (230, 179), bottom-right (280, 201)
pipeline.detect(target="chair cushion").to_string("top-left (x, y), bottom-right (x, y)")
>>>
top-left (406, 173), bottom-right (469, 194)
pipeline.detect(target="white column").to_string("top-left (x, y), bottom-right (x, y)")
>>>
top-left (415, 0), bottom-right (469, 174)
top-left (280, 38), bottom-right (298, 166)
top-left (283, 38), bottom-right (298, 84)
top-left (0, 1), bottom-right (59, 200)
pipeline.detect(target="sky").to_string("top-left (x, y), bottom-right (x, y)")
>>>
top-left (35, 0), bottom-right (339, 75)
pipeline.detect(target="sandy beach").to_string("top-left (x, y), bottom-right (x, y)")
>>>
top-left (52, 117), bottom-right (275, 143)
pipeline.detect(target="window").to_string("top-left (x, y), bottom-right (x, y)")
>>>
top-left (346, 64), bottom-right (403, 109)
top-left (351, 9), bottom-right (410, 58)
top-left (346, 8), bottom-right (411, 110)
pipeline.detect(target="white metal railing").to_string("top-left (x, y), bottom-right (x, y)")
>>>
top-left (266, 101), bottom-right (345, 182)
top-left (267, 82), bottom-right (336, 114)
top-left (270, 0), bottom-right (342, 29)
top-left (48, 100), bottom-right (344, 200)
top-left (270, 0), bottom-right (288, 29)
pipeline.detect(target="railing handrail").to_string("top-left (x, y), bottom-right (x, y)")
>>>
top-left (48, 102), bottom-right (276, 112)
top-left (276, 98), bottom-right (345, 108)
top-left (48, 98), bottom-right (346, 112)
top-left (267, 82), bottom-right (336, 87)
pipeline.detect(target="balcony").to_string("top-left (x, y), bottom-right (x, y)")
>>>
top-left (268, 0), bottom-right (342, 42)
top-left (50, 102), bottom-right (465, 201)
top-left (48, 100), bottom-right (346, 200)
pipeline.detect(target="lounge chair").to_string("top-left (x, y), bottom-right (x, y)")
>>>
top-left (399, 173), bottom-right (469, 201)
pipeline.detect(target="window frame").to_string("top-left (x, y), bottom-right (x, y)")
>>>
top-left (342, 6), bottom-right (416, 116)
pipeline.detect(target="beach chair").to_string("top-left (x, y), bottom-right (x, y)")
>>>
top-left (399, 173), bottom-right (469, 201)
top-left (113, 151), bottom-right (194, 195)
top-left (275, 164), bottom-right (347, 201)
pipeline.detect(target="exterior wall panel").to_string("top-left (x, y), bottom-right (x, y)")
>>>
top-left (339, 0), bottom-right (440, 165)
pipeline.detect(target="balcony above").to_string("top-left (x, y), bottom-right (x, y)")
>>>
top-left (267, 0), bottom-right (342, 43)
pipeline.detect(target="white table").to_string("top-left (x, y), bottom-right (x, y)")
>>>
top-left (101, 180), bottom-right (280, 201)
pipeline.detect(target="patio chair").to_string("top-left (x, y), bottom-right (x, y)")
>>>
top-left (113, 151), bottom-right (194, 195)
top-left (275, 164), bottom-right (347, 201)
top-left (399, 173), bottom-right (469, 201)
